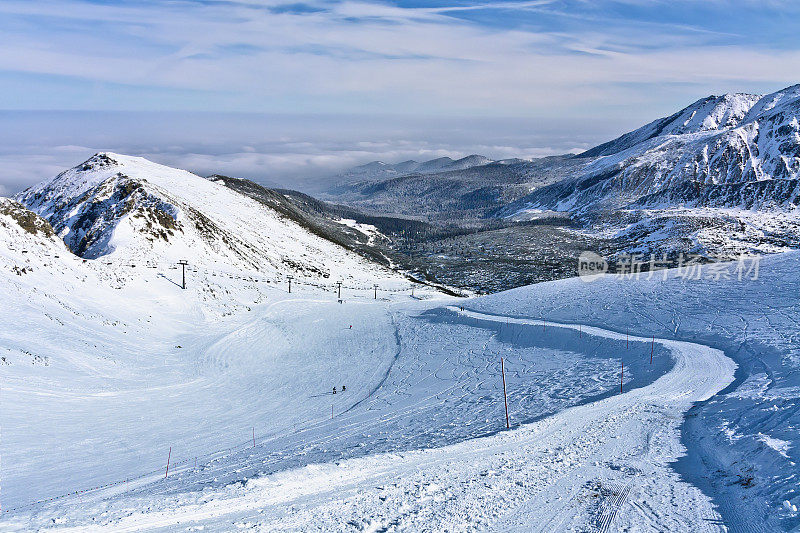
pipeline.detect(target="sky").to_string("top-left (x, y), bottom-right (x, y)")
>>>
top-left (1, 0), bottom-right (800, 194)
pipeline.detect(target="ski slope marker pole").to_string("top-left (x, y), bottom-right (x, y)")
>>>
top-left (650, 336), bottom-right (654, 364)
top-left (165, 447), bottom-right (172, 479)
top-left (501, 357), bottom-right (510, 429)
top-left (253, 427), bottom-right (256, 448)
top-left (620, 361), bottom-right (624, 393)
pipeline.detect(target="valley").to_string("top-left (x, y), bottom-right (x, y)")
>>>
top-left (3, 84), bottom-right (800, 531)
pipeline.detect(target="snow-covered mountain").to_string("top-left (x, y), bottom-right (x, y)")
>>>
top-left (513, 84), bottom-right (800, 214)
top-left (332, 84), bottom-right (800, 220)
top-left (325, 84), bottom-right (800, 262)
top-left (579, 92), bottom-right (763, 158)
top-left (15, 153), bottom-right (409, 287)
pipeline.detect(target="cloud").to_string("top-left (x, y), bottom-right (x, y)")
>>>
top-left (0, 1), bottom-right (798, 196)
top-left (0, 0), bottom-right (797, 116)
top-left (0, 111), bottom-right (619, 195)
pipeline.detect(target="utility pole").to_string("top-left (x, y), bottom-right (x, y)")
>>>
top-left (373, 284), bottom-right (378, 299)
top-left (501, 357), bottom-right (510, 429)
top-left (287, 275), bottom-right (293, 294)
top-left (336, 281), bottom-right (342, 299)
top-left (177, 260), bottom-right (188, 289)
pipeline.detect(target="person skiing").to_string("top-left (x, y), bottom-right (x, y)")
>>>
top-left (342, 385), bottom-right (346, 392)
top-left (332, 386), bottom-right (337, 394)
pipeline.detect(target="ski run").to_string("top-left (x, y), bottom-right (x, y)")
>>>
top-left (2, 157), bottom-right (800, 530)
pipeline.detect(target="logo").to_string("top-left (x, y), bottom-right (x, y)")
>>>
top-left (577, 251), bottom-right (608, 282)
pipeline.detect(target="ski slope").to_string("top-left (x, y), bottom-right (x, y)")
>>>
top-left (1, 193), bottom-right (796, 530)
top-left (18, 308), bottom-right (734, 532)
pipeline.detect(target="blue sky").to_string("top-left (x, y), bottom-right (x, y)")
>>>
top-left (1, 0), bottom-right (799, 193)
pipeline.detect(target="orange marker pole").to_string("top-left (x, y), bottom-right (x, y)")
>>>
top-left (650, 336), bottom-right (654, 364)
top-left (501, 358), bottom-right (510, 429)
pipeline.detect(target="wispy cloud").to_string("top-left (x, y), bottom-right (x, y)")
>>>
top-left (0, 111), bottom-right (613, 194)
top-left (0, 0), bottom-right (797, 115)
top-left (0, 1), bottom-right (799, 194)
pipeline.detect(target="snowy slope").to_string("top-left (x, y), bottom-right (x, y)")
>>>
top-left (580, 92), bottom-right (763, 158)
top-left (0, 195), bottom-right (434, 517)
top-left (2, 244), bottom-right (756, 531)
top-left (15, 153), bottom-right (408, 289)
top-left (4, 185), bottom-right (795, 531)
top-left (512, 85), bottom-right (800, 216)
top-left (470, 251), bottom-right (800, 531)
top-left (9, 309), bottom-right (733, 532)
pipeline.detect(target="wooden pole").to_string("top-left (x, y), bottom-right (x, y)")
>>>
top-left (165, 447), bottom-right (172, 479)
top-left (501, 358), bottom-right (510, 429)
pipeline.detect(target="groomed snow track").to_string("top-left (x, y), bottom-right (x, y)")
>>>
top-left (13, 306), bottom-right (736, 532)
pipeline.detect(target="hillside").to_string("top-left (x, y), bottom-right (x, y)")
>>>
top-left (15, 153), bottom-right (410, 289)
top-left (513, 84), bottom-right (800, 215)
top-left (324, 85), bottom-right (800, 271)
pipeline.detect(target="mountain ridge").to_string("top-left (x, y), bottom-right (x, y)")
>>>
top-left (14, 152), bottom-right (410, 288)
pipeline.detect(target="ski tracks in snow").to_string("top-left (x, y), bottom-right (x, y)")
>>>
top-left (19, 306), bottom-right (736, 532)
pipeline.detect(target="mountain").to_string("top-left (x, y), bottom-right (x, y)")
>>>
top-left (512, 84), bottom-right (800, 215)
top-left (14, 153), bottom-right (409, 287)
top-left (333, 154), bottom-right (497, 184)
top-left (207, 175), bottom-right (465, 295)
top-left (578, 92), bottom-right (763, 158)
top-left (324, 84), bottom-right (800, 262)
top-left (326, 155), bottom-right (583, 220)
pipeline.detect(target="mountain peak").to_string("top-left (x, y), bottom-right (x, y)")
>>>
top-left (580, 91), bottom-right (763, 158)
top-left (15, 154), bottom-right (405, 287)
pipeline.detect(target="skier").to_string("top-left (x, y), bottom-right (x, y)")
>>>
top-left (333, 386), bottom-right (337, 394)
top-left (342, 385), bottom-right (346, 392)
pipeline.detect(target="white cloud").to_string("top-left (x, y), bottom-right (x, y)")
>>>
top-left (0, 0), bottom-right (797, 116)
top-left (0, 111), bottom-right (615, 195)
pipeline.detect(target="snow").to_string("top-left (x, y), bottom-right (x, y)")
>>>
top-left (3, 167), bottom-right (800, 530)
top-left (334, 218), bottom-right (381, 244)
top-left (15, 153), bottom-right (409, 290)
top-left (2, 289), bottom-right (734, 531)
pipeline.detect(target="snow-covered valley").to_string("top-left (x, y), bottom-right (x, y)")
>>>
top-left (2, 152), bottom-right (799, 532)
top-left (2, 253), bottom-right (742, 531)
